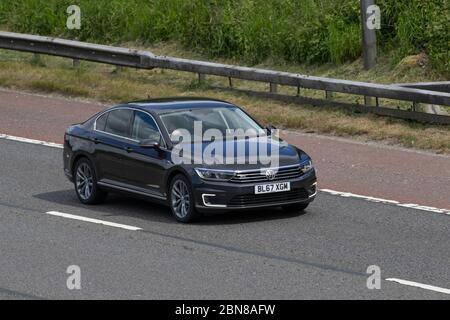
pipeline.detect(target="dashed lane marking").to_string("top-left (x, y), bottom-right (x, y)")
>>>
top-left (45, 211), bottom-right (142, 231)
top-left (0, 133), bottom-right (63, 148)
top-left (386, 278), bottom-right (450, 295)
top-left (321, 189), bottom-right (450, 215)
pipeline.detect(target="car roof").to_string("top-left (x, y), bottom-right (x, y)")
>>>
top-left (125, 97), bottom-right (237, 114)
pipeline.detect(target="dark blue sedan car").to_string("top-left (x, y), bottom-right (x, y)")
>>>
top-left (63, 98), bottom-right (317, 222)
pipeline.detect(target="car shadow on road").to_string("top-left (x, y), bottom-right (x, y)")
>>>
top-left (33, 189), bottom-right (176, 223)
top-left (33, 189), bottom-right (307, 226)
top-left (198, 207), bottom-right (307, 226)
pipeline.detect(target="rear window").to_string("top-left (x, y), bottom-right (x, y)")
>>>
top-left (104, 109), bottom-right (133, 138)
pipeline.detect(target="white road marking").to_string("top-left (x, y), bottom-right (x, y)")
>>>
top-left (45, 211), bottom-right (142, 231)
top-left (386, 278), bottom-right (450, 295)
top-left (321, 189), bottom-right (450, 215)
top-left (2, 133), bottom-right (450, 216)
top-left (0, 133), bottom-right (63, 148)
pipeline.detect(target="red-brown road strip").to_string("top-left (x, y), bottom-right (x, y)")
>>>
top-left (283, 131), bottom-right (450, 210)
top-left (1, 88), bottom-right (449, 210)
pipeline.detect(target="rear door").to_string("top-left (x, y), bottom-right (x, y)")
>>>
top-left (92, 108), bottom-right (134, 184)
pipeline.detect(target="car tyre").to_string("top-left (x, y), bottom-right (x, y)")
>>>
top-left (169, 174), bottom-right (201, 223)
top-left (74, 158), bottom-right (107, 205)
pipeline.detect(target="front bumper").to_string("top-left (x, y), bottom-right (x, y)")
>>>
top-left (192, 169), bottom-right (317, 213)
top-left (64, 169), bottom-right (74, 182)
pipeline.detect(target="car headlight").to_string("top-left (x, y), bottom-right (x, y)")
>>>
top-left (194, 168), bottom-right (236, 181)
top-left (300, 160), bottom-right (314, 173)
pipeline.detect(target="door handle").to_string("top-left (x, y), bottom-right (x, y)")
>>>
top-left (90, 137), bottom-right (100, 144)
top-left (124, 146), bottom-right (133, 153)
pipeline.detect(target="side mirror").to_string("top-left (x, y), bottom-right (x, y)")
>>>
top-left (265, 124), bottom-right (277, 135)
top-left (139, 139), bottom-right (160, 149)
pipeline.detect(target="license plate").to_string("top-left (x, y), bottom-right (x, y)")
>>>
top-left (255, 182), bottom-right (291, 194)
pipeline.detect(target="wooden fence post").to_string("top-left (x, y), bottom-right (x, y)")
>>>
top-left (270, 83), bottom-right (277, 93)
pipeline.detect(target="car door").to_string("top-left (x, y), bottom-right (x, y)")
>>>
top-left (92, 108), bottom-right (134, 184)
top-left (121, 110), bottom-right (168, 199)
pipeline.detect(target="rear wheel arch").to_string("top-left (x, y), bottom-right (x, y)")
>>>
top-left (73, 156), bottom-right (107, 204)
top-left (71, 153), bottom-right (95, 177)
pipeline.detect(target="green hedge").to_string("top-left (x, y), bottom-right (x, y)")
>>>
top-left (0, 0), bottom-right (448, 73)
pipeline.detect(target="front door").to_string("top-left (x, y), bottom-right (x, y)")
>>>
top-left (121, 110), bottom-right (168, 199)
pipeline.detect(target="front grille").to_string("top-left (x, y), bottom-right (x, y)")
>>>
top-left (228, 188), bottom-right (308, 207)
top-left (230, 165), bottom-right (303, 183)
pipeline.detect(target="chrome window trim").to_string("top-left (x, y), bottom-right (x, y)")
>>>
top-left (93, 106), bottom-right (167, 148)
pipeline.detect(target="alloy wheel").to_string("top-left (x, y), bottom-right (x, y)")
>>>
top-left (171, 179), bottom-right (190, 218)
top-left (76, 163), bottom-right (94, 201)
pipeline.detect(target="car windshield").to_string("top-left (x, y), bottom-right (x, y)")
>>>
top-left (160, 107), bottom-right (264, 143)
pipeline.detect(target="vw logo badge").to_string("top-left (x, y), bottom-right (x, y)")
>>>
top-left (265, 169), bottom-right (276, 180)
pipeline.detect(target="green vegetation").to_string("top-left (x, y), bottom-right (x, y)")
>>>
top-left (0, 1), bottom-right (448, 152)
top-left (0, 0), bottom-right (448, 74)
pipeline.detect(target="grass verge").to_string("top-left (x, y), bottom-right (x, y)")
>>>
top-left (0, 45), bottom-right (449, 154)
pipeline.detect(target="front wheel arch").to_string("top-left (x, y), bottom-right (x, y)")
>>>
top-left (168, 173), bottom-right (202, 223)
top-left (165, 168), bottom-right (190, 197)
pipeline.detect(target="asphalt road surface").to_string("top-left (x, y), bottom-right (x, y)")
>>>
top-left (1, 138), bottom-right (449, 299)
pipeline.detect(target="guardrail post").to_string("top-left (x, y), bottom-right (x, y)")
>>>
top-left (228, 77), bottom-right (233, 88)
top-left (31, 53), bottom-right (41, 64)
top-left (72, 59), bottom-right (80, 67)
top-left (325, 91), bottom-right (334, 100)
top-left (364, 96), bottom-right (375, 106)
top-left (270, 83), bottom-right (278, 93)
top-left (297, 86), bottom-right (301, 97)
top-left (112, 66), bottom-right (124, 74)
top-left (198, 73), bottom-right (205, 84)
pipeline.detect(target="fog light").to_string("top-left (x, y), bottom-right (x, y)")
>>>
top-left (202, 194), bottom-right (227, 208)
top-left (307, 183), bottom-right (317, 198)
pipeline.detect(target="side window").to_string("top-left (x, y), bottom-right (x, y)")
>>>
top-left (104, 109), bottom-right (133, 138)
top-left (95, 112), bottom-right (108, 131)
top-left (132, 111), bottom-right (162, 144)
